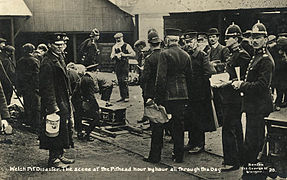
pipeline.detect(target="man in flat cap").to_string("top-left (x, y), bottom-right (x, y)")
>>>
top-left (79, 28), bottom-right (101, 67)
top-left (141, 31), bottom-right (164, 163)
top-left (110, 32), bottom-right (135, 102)
top-left (39, 33), bottom-right (75, 168)
top-left (0, 45), bottom-right (16, 105)
top-left (72, 64), bottom-right (101, 142)
top-left (183, 30), bottom-right (217, 154)
top-left (16, 43), bottom-right (41, 133)
top-left (155, 28), bottom-right (192, 163)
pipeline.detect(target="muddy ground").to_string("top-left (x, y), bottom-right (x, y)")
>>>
top-left (0, 72), bottom-right (286, 179)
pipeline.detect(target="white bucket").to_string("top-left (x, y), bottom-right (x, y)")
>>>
top-left (45, 113), bottom-right (60, 137)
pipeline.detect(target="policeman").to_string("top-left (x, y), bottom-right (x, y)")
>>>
top-left (232, 21), bottom-right (274, 176)
top-left (110, 33), bottom-right (135, 102)
top-left (219, 23), bottom-right (251, 171)
top-left (16, 43), bottom-right (41, 133)
top-left (155, 28), bottom-right (192, 163)
top-left (78, 28), bottom-right (101, 66)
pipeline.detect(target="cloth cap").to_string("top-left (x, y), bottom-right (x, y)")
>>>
top-left (4, 45), bottom-right (15, 52)
top-left (90, 28), bottom-right (100, 37)
top-left (0, 38), bottom-right (7, 43)
top-left (243, 30), bottom-right (252, 38)
top-left (278, 32), bottom-right (287, 37)
top-left (184, 30), bottom-right (197, 40)
top-left (37, 44), bottom-right (48, 52)
top-left (22, 43), bottom-right (35, 54)
top-left (114, 33), bottom-right (123, 39)
top-left (277, 37), bottom-right (287, 47)
top-left (208, 28), bottom-right (220, 36)
top-left (134, 40), bottom-right (146, 48)
top-left (165, 28), bottom-right (182, 36)
top-left (148, 31), bottom-right (161, 43)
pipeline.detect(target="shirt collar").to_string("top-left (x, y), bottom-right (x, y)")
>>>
top-left (212, 42), bottom-right (219, 49)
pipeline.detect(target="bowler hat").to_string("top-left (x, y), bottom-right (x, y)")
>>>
top-left (208, 28), bottom-right (220, 36)
top-left (148, 31), bottom-right (161, 43)
top-left (165, 28), bottom-right (182, 36)
top-left (22, 43), bottom-right (35, 54)
top-left (114, 33), bottom-right (123, 39)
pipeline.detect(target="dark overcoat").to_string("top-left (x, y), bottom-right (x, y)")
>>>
top-left (188, 49), bottom-right (217, 132)
top-left (0, 81), bottom-right (10, 119)
top-left (209, 43), bottom-right (230, 73)
top-left (155, 44), bottom-right (192, 103)
top-left (39, 50), bottom-right (72, 150)
top-left (140, 48), bottom-right (160, 100)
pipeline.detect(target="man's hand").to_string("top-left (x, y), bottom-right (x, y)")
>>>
top-left (232, 81), bottom-right (243, 90)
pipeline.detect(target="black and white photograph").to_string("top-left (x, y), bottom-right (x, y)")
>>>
top-left (0, 0), bottom-right (287, 179)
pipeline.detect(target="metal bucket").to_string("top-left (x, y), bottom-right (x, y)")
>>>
top-left (45, 113), bottom-right (60, 137)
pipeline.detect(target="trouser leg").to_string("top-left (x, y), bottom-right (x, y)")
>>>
top-left (148, 122), bottom-right (164, 161)
top-left (101, 86), bottom-right (113, 101)
top-left (275, 88), bottom-right (284, 106)
top-left (222, 104), bottom-right (243, 166)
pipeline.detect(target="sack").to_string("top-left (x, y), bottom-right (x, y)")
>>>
top-left (143, 101), bottom-right (171, 124)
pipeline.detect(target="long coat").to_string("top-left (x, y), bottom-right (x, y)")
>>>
top-left (140, 48), bottom-right (160, 100)
top-left (39, 50), bottom-right (72, 150)
top-left (78, 38), bottom-right (100, 66)
top-left (16, 54), bottom-right (40, 94)
top-left (0, 81), bottom-right (10, 119)
top-left (188, 49), bottom-right (217, 132)
top-left (240, 49), bottom-right (274, 116)
top-left (155, 44), bottom-right (192, 103)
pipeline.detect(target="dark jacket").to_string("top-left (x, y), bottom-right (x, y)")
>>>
top-left (188, 49), bottom-right (217, 132)
top-left (210, 43), bottom-right (230, 73)
top-left (39, 50), bottom-right (72, 150)
top-left (240, 48), bottom-right (274, 116)
top-left (140, 48), bottom-right (161, 99)
top-left (78, 38), bottom-right (100, 66)
top-left (16, 54), bottom-right (40, 94)
top-left (0, 51), bottom-right (15, 84)
top-left (270, 45), bottom-right (287, 89)
top-left (0, 81), bottom-right (10, 119)
top-left (155, 44), bottom-right (192, 103)
top-left (189, 49), bottom-right (216, 101)
top-left (220, 48), bottom-right (250, 104)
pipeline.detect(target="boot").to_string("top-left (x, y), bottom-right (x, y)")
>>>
top-left (59, 156), bottom-right (75, 164)
top-left (48, 158), bottom-right (70, 169)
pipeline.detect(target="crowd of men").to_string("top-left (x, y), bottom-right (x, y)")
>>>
top-left (0, 19), bottom-right (286, 179)
top-left (138, 20), bottom-right (286, 179)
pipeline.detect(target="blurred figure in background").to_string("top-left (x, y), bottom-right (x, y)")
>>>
top-left (16, 43), bottom-right (41, 134)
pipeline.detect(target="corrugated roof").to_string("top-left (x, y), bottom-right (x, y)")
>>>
top-left (0, 0), bottom-right (32, 16)
top-left (132, 0), bottom-right (287, 14)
